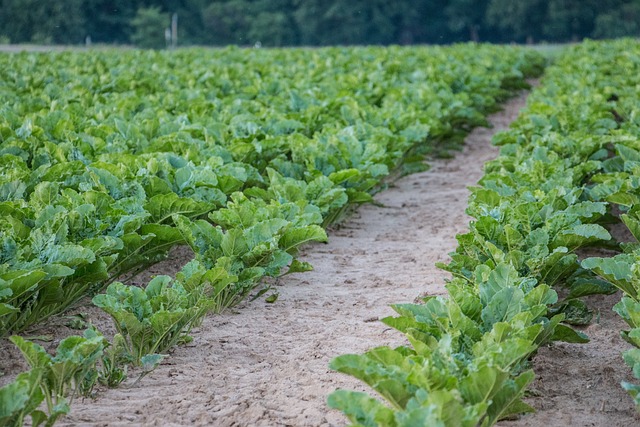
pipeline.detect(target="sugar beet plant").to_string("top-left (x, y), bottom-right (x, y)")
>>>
top-left (0, 329), bottom-right (105, 427)
top-left (329, 39), bottom-right (640, 426)
top-left (558, 41), bottom-right (640, 409)
top-left (488, 39), bottom-right (640, 411)
top-left (92, 267), bottom-right (216, 365)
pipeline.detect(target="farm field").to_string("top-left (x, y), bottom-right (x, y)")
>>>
top-left (24, 85), bottom-right (538, 426)
top-left (45, 85), bottom-right (640, 427)
top-left (2, 40), bottom-right (640, 427)
top-left (2, 84), bottom-right (523, 427)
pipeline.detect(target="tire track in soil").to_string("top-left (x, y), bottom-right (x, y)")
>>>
top-left (59, 88), bottom-right (639, 427)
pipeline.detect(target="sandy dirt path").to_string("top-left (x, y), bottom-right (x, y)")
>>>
top-left (32, 88), bottom-right (634, 427)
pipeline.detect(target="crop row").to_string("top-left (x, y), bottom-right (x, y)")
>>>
top-left (553, 41), bottom-right (640, 408)
top-left (329, 39), bottom-right (640, 426)
top-left (0, 45), bottom-right (543, 425)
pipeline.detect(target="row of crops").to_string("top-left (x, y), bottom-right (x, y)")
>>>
top-left (0, 45), bottom-right (543, 425)
top-left (329, 39), bottom-right (640, 426)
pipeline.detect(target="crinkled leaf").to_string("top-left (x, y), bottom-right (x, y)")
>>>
top-left (481, 286), bottom-right (524, 329)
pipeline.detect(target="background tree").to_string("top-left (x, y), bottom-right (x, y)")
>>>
top-left (319, 1), bottom-right (396, 45)
top-left (542, 0), bottom-right (598, 41)
top-left (445, 0), bottom-right (489, 41)
top-left (83, 0), bottom-right (140, 44)
top-left (291, 0), bottom-right (327, 45)
top-left (0, 0), bottom-right (86, 44)
top-left (201, 0), bottom-right (251, 45)
top-left (403, 0), bottom-right (451, 44)
top-left (148, 0), bottom-right (209, 45)
top-left (1, 0), bottom-right (640, 47)
top-left (245, 0), bottom-right (299, 46)
top-left (130, 6), bottom-right (169, 49)
top-left (593, 0), bottom-right (640, 38)
top-left (294, 1), bottom-right (370, 45)
top-left (486, 0), bottom-right (547, 43)
top-left (247, 11), bottom-right (298, 46)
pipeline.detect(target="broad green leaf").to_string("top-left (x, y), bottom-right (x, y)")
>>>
top-left (484, 370), bottom-right (535, 425)
top-left (140, 353), bottom-right (165, 372)
top-left (330, 349), bottom-right (415, 410)
top-left (582, 255), bottom-right (637, 299)
top-left (478, 263), bottom-right (519, 306)
top-left (551, 324), bottom-right (589, 343)
top-left (173, 215), bottom-right (223, 255)
top-left (279, 225), bottom-right (328, 254)
top-left (459, 364), bottom-right (509, 406)
top-left (10, 336), bottom-right (52, 369)
top-left (481, 286), bottom-right (524, 329)
top-left (0, 303), bottom-right (19, 316)
top-left (285, 259), bottom-right (314, 274)
top-left (220, 228), bottom-right (249, 258)
top-left (0, 369), bottom-right (45, 426)
top-left (622, 381), bottom-right (640, 411)
top-left (327, 390), bottom-right (396, 427)
top-left (566, 276), bottom-right (617, 299)
top-left (0, 375), bottom-right (32, 421)
top-left (1, 270), bottom-right (47, 303)
top-left (553, 224), bottom-right (611, 250)
top-left (613, 297), bottom-right (640, 329)
top-left (622, 213), bottom-right (640, 242)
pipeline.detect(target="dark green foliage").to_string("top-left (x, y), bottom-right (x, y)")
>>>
top-left (130, 7), bottom-right (169, 49)
top-left (0, 0), bottom-right (86, 44)
top-left (1, 0), bottom-right (640, 46)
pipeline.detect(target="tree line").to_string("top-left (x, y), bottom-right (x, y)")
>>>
top-left (1, 0), bottom-right (639, 48)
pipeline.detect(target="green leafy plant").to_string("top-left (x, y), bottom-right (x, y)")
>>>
top-left (0, 369), bottom-right (49, 427)
top-left (173, 193), bottom-right (328, 308)
top-left (92, 263), bottom-right (216, 364)
top-left (0, 43), bottom-right (542, 339)
top-left (3, 329), bottom-right (106, 426)
top-left (96, 333), bottom-right (130, 388)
